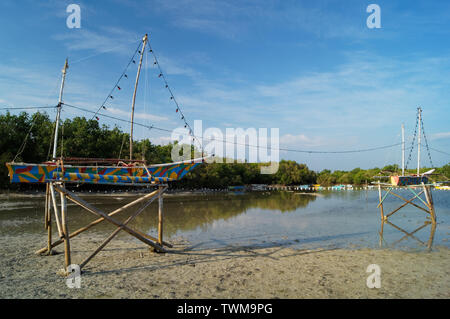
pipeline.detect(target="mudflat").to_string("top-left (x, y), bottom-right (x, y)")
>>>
top-left (0, 233), bottom-right (448, 299)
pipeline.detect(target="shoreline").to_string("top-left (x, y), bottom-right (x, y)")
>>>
top-left (0, 187), bottom-right (375, 199)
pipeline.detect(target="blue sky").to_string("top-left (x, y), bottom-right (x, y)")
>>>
top-left (0, 0), bottom-right (449, 171)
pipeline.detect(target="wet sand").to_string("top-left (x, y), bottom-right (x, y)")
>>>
top-left (0, 233), bottom-right (448, 299)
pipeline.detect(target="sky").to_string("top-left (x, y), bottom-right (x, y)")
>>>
top-left (0, 0), bottom-right (449, 171)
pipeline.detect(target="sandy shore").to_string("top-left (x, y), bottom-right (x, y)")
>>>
top-left (0, 232), bottom-right (448, 299)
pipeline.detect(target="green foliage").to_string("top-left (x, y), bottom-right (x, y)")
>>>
top-left (0, 111), bottom-right (448, 189)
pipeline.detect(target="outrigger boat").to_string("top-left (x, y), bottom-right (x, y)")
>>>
top-left (386, 109), bottom-right (435, 186)
top-left (5, 34), bottom-right (206, 272)
top-left (6, 34), bottom-right (204, 186)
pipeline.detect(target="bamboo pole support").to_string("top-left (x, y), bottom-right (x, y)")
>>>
top-left (80, 195), bottom-right (158, 269)
top-left (423, 185), bottom-right (436, 223)
top-left (378, 220), bottom-right (384, 248)
top-left (388, 190), bottom-right (430, 215)
top-left (427, 221), bottom-right (436, 251)
top-left (59, 183), bottom-right (71, 269)
top-left (385, 190), bottom-right (425, 219)
top-left (158, 185), bottom-right (164, 245)
top-left (378, 183), bottom-right (385, 221)
top-left (44, 183), bottom-right (49, 229)
top-left (45, 184), bottom-right (52, 255)
top-left (49, 182), bottom-right (63, 238)
top-left (35, 187), bottom-right (172, 255)
top-left (53, 185), bottom-right (165, 252)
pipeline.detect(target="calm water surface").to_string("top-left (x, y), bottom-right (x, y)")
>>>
top-left (1, 190), bottom-right (449, 251)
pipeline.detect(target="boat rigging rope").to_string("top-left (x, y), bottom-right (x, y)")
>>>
top-left (12, 114), bottom-right (39, 162)
top-left (420, 114), bottom-right (434, 168)
top-left (405, 108), bottom-right (419, 171)
top-left (146, 38), bottom-right (204, 157)
top-left (63, 102), bottom-right (404, 154)
top-left (91, 41), bottom-right (143, 120)
top-left (46, 118), bottom-right (57, 161)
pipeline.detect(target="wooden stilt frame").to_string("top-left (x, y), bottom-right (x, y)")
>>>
top-left (376, 182), bottom-right (437, 251)
top-left (39, 181), bottom-right (170, 273)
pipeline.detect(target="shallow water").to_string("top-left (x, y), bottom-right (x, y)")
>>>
top-left (1, 190), bottom-right (449, 251)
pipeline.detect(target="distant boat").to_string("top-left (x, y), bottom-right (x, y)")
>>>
top-left (228, 185), bottom-right (245, 192)
top-left (389, 108), bottom-right (434, 187)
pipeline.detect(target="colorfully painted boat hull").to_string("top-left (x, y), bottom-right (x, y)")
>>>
top-left (390, 175), bottom-right (428, 186)
top-left (6, 158), bottom-right (204, 184)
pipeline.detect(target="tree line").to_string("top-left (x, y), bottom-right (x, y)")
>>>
top-left (0, 111), bottom-right (449, 190)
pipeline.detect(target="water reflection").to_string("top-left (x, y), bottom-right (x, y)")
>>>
top-left (379, 219), bottom-right (437, 251)
top-left (133, 192), bottom-right (317, 237)
top-left (1, 190), bottom-right (448, 251)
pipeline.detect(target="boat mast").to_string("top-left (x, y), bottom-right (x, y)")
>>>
top-left (417, 107), bottom-right (422, 175)
top-left (401, 123), bottom-right (405, 175)
top-left (129, 34), bottom-right (148, 160)
top-left (52, 58), bottom-right (69, 161)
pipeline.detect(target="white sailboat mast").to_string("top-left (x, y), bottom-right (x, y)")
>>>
top-left (52, 58), bottom-right (69, 160)
top-left (417, 107), bottom-right (422, 175)
top-left (401, 123), bottom-right (405, 175)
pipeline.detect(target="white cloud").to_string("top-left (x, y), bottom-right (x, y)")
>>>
top-left (147, 55), bottom-right (198, 78)
top-left (52, 27), bottom-right (140, 56)
top-left (431, 132), bottom-right (450, 140)
top-left (107, 107), bottom-right (168, 122)
top-left (280, 134), bottom-right (324, 147)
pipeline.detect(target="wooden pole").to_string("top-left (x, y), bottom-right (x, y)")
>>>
top-left (378, 219), bottom-right (384, 248)
top-left (427, 221), bottom-right (436, 251)
top-left (80, 195), bottom-right (157, 269)
top-left (44, 183), bottom-right (49, 229)
top-left (49, 183), bottom-right (63, 238)
top-left (424, 185), bottom-right (436, 223)
top-left (35, 187), bottom-right (172, 255)
top-left (378, 183), bottom-right (385, 221)
top-left (59, 183), bottom-right (71, 270)
top-left (45, 183), bottom-right (52, 255)
top-left (130, 34), bottom-right (148, 160)
top-left (158, 185), bottom-right (164, 245)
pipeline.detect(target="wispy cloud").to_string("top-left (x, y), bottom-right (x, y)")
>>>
top-left (279, 134), bottom-right (324, 148)
top-left (431, 132), bottom-right (450, 140)
top-left (107, 107), bottom-right (168, 122)
top-left (140, 0), bottom-right (371, 40)
top-left (52, 27), bottom-right (140, 56)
